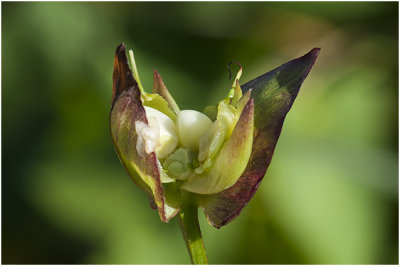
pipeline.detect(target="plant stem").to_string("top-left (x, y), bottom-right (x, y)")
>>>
top-left (177, 205), bottom-right (208, 264)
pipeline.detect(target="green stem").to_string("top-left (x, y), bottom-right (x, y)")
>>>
top-left (177, 205), bottom-right (208, 264)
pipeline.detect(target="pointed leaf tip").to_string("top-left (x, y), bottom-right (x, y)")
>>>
top-left (310, 47), bottom-right (321, 57)
top-left (302, 47), bottom-right (320, 77)
top-left (116, 42), bottom-right (126, 54)
top-left (112, 43), bottom-right (139, 106)
top-left (152, 69), bottom-right (180, 114)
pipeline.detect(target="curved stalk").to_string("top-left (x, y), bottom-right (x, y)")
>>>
top-left (177, 205), bottom-right (208, 264)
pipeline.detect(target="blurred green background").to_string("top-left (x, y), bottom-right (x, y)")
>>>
top-left (2, 2), bottom-right (398, 264)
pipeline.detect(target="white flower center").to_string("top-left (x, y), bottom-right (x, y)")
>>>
top-left (135, 117), bottom-right (159, 157)
top-left (135, 106), bottom-right (178, 159)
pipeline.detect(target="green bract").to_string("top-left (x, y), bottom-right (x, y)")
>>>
top-left (110, 43), bottom-right (319, 226)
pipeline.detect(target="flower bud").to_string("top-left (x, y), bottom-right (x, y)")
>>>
top-left (110, 43), bottom-right (319, 226)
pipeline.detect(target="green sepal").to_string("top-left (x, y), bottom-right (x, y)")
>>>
top-left (110, 43), bottom-right (179, 222)
top-left (153, 69), bottom-right (181, 115)
top-left (200, 48), bottom-right (320, 228)
top-left (142, 93), bottom-right (177, 121)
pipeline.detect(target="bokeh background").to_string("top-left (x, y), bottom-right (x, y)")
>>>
top-left (2, 2), bottom-right (398, 264)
